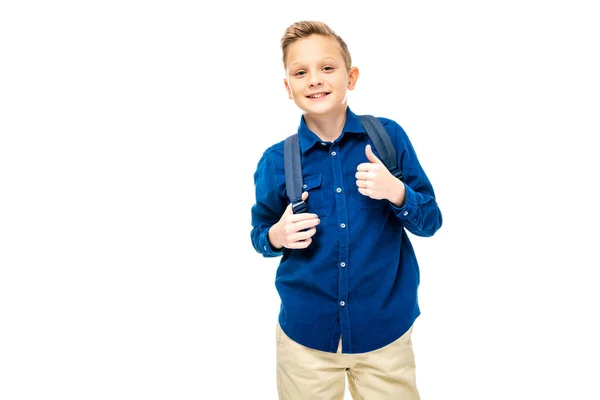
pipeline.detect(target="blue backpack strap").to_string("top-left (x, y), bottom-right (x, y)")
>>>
top-left (359, 115), bottom-right (404, 181)
top-left (283, 133), bottom-right (308, 214)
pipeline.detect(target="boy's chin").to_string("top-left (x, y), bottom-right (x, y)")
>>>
top-left (299, 102), bottom-right (344, 117)
top-left (303, 109), bottom-right (332, 118)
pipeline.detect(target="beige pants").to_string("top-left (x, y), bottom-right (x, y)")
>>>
top-left (276, 323), bottom-right (420, 400)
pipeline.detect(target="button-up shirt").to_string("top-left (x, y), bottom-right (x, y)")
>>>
top-left (250, 107), bottom-right (442, 353)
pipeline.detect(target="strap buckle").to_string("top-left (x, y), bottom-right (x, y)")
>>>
top-left (390, 168), bottom-right (404, 181)
top-left (291, 200), bottom-right (307, 214)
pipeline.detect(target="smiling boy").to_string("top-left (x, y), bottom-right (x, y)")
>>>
top-left (250, 21), bottom-right (442, 399)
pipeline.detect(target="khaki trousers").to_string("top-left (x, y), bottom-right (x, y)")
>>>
top-left (276, 323), bottom-right (420, 400)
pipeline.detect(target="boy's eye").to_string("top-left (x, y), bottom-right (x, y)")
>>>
top-left (294, 70), bottom-right (306, 77)
top-left (323, 66), bottom-right (334, 71)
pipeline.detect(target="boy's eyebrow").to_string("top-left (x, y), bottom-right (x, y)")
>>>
top-left (288, 57), bottom-right (340, 69)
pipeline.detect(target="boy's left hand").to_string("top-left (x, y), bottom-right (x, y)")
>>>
top-left (356, 145), bottom-right (406, 207)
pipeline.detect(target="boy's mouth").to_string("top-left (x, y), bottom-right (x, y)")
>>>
top-left (306, 92), bottom-right (331, 99)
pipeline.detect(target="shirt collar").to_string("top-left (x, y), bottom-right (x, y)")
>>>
top-left (297, 106), bottom-right (366, 154)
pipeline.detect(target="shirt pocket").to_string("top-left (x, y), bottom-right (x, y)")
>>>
top-left (302, 174), bottom-right (326, 216)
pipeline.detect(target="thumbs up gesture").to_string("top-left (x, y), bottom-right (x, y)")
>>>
top-left (365, 143), bottom-right (383, 165)
top-left (356, 144), bottom-right (406, 206)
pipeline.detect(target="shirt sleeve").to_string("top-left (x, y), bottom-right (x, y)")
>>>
top-left (387, 121), bottom-right (443, 237)
top-left (250, 149), bottom-right (287, 257)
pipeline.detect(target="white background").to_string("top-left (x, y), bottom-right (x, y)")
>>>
top-left (1, 1), bottom-right (599, 399)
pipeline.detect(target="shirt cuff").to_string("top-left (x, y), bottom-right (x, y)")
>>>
top-left (261, 228), bottom-right (284, 257)
top-left (389, 184), bottom-right (420, 224)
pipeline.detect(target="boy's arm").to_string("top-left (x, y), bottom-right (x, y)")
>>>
top-left (388, 121), bottom-right (443, 237)
top-left (250, 150), bottom-right (287, 257)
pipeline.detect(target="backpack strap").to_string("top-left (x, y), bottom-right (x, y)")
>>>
top-left (283, 134), bottom-right (308, 214)
top-left (358, 115), bottom-right (404, 181)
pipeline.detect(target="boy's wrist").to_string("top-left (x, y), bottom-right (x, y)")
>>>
top-left (268, 223), bottom-right (284, 250)
top-left (388, 179), bottom-right (406, 207)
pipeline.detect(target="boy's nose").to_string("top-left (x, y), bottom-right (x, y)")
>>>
top-left (308, 75), bottom-right (323, 87)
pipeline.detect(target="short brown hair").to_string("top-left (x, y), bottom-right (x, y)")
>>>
top-left (280, 21), bottom-right (352, 72)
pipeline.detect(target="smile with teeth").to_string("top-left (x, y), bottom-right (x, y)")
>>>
top-left (307, 92), bottom-right (330, 99)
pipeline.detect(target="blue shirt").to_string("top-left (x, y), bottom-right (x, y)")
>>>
top-left (250, 107), bottom-right (442, 354)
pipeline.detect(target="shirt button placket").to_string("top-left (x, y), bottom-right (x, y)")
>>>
top-left (331, 144), bottom-right (349, 351)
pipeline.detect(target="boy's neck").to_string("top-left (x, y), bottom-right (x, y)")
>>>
top-left (303, 106), bottom-right (347, 143)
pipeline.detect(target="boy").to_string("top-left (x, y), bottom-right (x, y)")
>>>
top-left (250, 21), bottom-right (442, 399)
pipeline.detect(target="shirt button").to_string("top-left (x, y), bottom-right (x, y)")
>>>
top-left (303, 184), bottom-right (307, 189)
top-left (331, 151), bottom-right (337, 156)
top-left (340, 223), bottom-right (346, 229)
top-left (264, 245), bottom-right (267, 250)
top-left (340, 262), bottom-right (346, 267)
top-left (336, 187), bottom-right (342, 193)
top-left (340, 301), bottom-right (345, 307)
top-left (403, 211), bottom-right (409, 216)
top-left (321, 142), bottom-right (326, 146)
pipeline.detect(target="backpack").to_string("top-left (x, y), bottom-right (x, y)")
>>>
top-left (284, 114), bottom-right (403, 214)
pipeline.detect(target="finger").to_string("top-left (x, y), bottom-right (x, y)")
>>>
top-left (288, 227), bottom-right (317, 243)
top-left (358, 187), bottom-right (371, 197)
top-left (365, 144), bottom-right (383, 164)
top-left (284, 217), bottom-right (318, 235)
top-left (356, 162), bottom-right (371, 172)
top-left (357, 179), bottom-right (373, 189)
top-left (301, 191), bottom-right (309, 201)
top-left (286, 237), bottom-right (313, 249)
top-left (355, 171), bottom-right (371, 180)
top-left (285, 218), bottom-right (320, 234)
top-left (356, 179), bottom-right (370, 189)
top-left (286, 213), bottom-right (320, 224)
top-left (295, 218), bottom-right (320, 231)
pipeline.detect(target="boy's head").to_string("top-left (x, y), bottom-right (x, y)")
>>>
top-left (280, 21), bottom-right (359, 118)
top-left (281, 21), bottom-right (352, 72)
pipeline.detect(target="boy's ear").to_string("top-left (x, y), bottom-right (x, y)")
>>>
top-left (283, 78), bottom-right (293, 99)
top-left (348, 66), bottom-right (359, 90)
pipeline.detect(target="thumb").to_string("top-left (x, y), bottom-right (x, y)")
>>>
top-left (366, 144), bottom-right (382, 164)
top-left (285, 191), bottom-right (309, 215)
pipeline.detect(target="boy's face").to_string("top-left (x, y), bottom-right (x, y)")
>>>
top-left (284, 34), bottom-right (358, 118)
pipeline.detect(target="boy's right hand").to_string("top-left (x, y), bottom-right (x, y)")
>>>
top-left (268, 191), bottom-right (320, 250)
